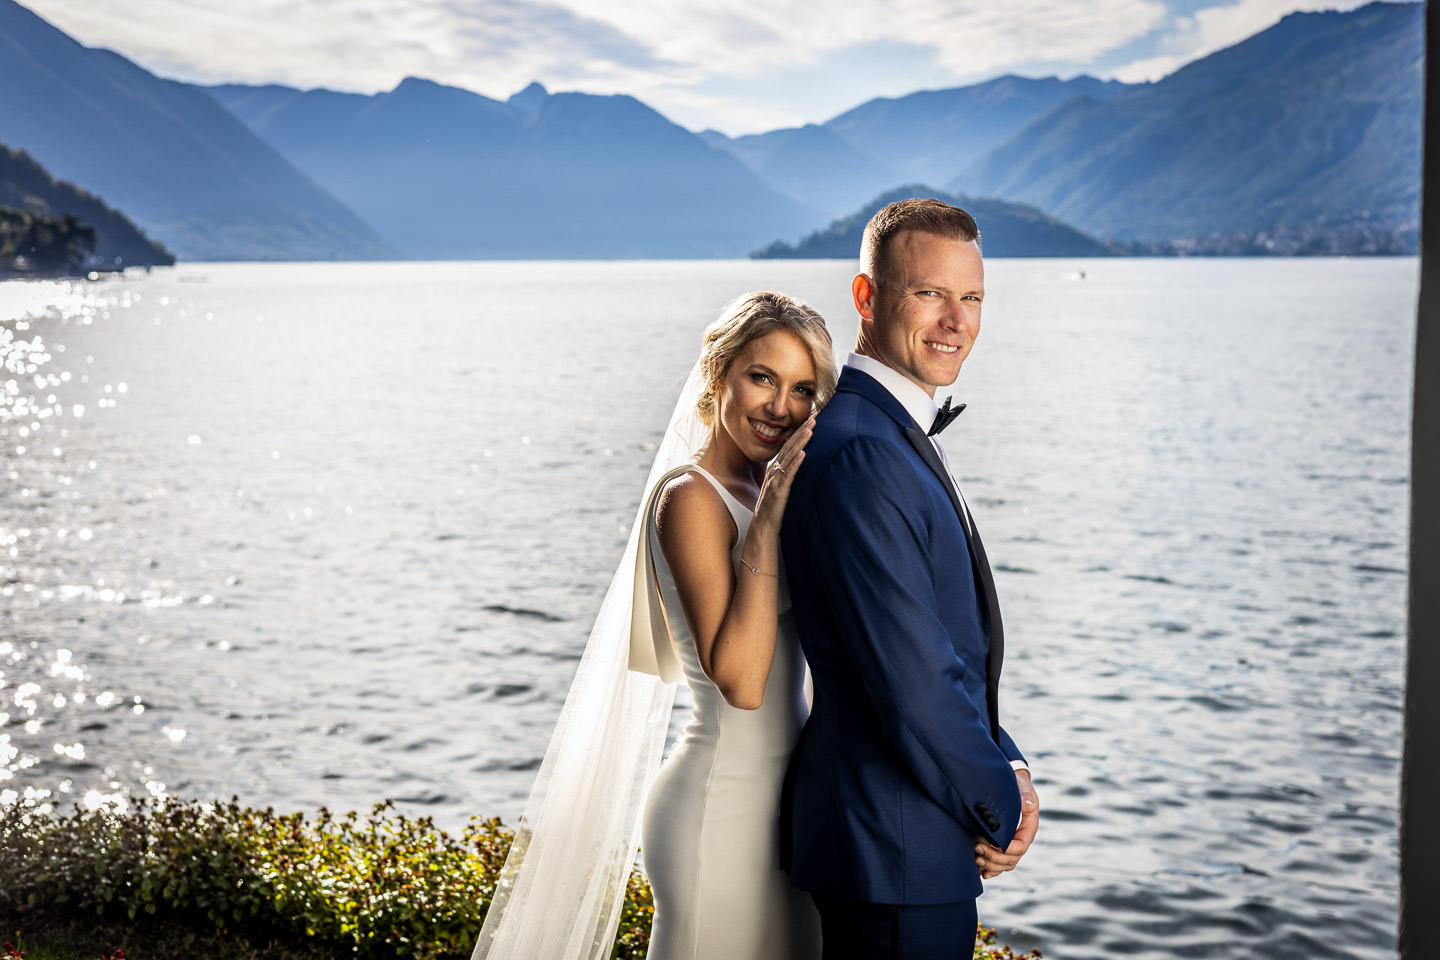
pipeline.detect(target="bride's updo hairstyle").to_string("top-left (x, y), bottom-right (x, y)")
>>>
top-left (695, 290), bottom-right (838, 427)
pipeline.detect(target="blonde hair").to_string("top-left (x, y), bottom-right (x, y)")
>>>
top-left (695, 290), bottom-right (837, 427)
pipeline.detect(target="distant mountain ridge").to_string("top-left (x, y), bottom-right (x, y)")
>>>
top-left (753, 186), bottom-right (1113, 260)
top-left (0, 143), bottom-right (173, 268)
top-left (1, 0), bottom-right (1418, 261)
top-left (824, 74), bottom-right (1130, 185)
top-left (0, 0), bottom-right (397, 261)
top-left (207, 79), bottom-right (820, 259)
top-left (705, 75), bottom-right (1129, 221)
top-left (702, 124), bottom-right (905, 220)
top-left (951, 1), bottom-right (1422, 246)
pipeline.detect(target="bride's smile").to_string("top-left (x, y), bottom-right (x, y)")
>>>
top-left (714, 330), bottom-right (819, 468)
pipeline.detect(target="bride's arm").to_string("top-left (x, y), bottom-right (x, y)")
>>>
top-left (655, 432), bottom-right (810, 710)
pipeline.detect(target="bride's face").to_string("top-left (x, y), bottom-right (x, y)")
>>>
top-left (715, 329), bottom-right (818, 464)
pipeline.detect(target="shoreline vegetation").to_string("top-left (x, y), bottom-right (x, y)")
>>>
top-left (0, 209), bottom-right (97, 280)
top-left (0, 798), bottom-right (1041, 960)
top-left (0, 146), bottom-right (175, 277)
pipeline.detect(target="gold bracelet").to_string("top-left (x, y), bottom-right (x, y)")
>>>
top-left (739, 556), bottom-right (778, 578)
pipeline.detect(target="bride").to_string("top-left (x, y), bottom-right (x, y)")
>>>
top-left (472, 291), bottom-right (837, 960)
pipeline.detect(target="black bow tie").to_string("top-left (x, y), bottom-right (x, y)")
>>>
top-left (928, 397), bottom-right (966, 436)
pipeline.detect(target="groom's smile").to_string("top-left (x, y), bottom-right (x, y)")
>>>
top-left (853, 229), bottom-right (984, 397)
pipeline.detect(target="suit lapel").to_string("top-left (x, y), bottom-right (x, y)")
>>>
top-left (841, 366), bottom-right (1008, 736)
top-left (903, 425), bottom-right (1005, 736)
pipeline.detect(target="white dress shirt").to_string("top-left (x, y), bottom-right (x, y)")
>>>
top-left (843, 353), bottom-right (1030, 776)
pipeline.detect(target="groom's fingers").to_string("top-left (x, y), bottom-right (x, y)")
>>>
top-left (976, 843), bottom-right (1020, 868)
top-left (1014, 808), bottom-right (1039, 848)
top-left (975, 814), bottom-right (1036, 875)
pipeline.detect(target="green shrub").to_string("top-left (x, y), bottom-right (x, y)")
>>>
top-left (0, 798), bottom-right (1038, 959)
top-left (0, 798), bottom-right (526, 959)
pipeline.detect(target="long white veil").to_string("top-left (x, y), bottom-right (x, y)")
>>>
top-left (471, 361), bottom-right (708, 960)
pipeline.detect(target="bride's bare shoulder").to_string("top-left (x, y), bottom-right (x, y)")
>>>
top-left (655, 472), bottom-right (733, 543)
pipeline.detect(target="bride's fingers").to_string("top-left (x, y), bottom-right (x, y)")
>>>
top-left (765, 430), bottom-right (807, 485)
top-left (778, 424), bottom-right (814, 472)
top-left (775, 418), bottom-right (815, 461)
top-left (757, 421), bottom-right (813, 517)
top-left (774, 451), bottom-right (804, 495)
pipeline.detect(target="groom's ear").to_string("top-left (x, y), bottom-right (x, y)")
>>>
top-left (852, 273), bottom-right (877, 322)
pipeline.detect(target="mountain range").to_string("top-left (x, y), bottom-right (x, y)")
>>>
top-left (754, 186), bottom-right (1114, 259)
top-left (703, 75), bottom-right (1130, 220)
top-left (0, 0), bottom-right (395, 261)
top-left (205, 79), bottom-right (817, 259)
top-left (952, 1), bottom-right (1422, 244)
top-left (0, 0), bottom-right (1421, 261)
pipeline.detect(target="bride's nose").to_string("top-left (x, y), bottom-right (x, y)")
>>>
top-left (763, 390), bottom-right (788, 421)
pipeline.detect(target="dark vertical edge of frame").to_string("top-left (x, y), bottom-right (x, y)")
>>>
top-left (1401, 4), bottom-right (1439, 958)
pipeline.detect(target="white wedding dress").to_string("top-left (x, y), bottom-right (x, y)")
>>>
top-left (639, 463), bottom-right (822, 960)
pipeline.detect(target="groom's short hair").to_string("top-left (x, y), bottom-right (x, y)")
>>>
top-left (860, 198), bottom-right (981, 283)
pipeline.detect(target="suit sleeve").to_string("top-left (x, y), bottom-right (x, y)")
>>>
top-left (996, 726), bottom-right (1026, 768)
top-left (800, 437), bottom-right (1022, 849)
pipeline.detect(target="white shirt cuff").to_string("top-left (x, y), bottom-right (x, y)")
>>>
top-left (1010, 760), bottom-right (1030, 773)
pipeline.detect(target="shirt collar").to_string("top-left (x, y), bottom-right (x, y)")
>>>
top-left (845, 352), bottom-right (945, 433)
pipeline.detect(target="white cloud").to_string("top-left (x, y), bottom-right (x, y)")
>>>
top-left (21, 0), bottom-right (1350, 131)
top-left (24, 0), bottom-right (678, 97)
top-left (1108, 0), bottom-right (1377, 82)
top-left (557, 0), bottom-right (1171, 83)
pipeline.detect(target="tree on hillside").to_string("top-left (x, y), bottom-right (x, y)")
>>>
top-left (0, 208), bottom-right (97, 277)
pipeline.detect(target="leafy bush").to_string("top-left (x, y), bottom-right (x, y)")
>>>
top-left (975, 924), bottom-right (1043, 959)
top-left (0, 798), bottom-right (1038, 959)
top-left (0, 798), bottom-right (528, 959)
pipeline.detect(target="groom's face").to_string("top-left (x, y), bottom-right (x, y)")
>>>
top-left (854, 231), bottom-right (984, 397)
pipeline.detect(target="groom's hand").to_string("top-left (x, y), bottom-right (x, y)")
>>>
top-left (975, 770), bottom-right (1039, 879)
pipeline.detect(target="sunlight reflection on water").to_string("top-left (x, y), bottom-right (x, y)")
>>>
top-left (0, 258), bottom-right (1416, 959)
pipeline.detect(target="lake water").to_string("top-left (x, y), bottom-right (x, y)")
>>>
top-left (0, 258), bottom-right (1415, 958)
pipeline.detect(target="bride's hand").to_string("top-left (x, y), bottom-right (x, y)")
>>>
top-left (752, 417), bottom-right (815, 534)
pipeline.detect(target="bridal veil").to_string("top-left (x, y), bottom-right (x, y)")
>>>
top-left (470, 361), bottom-right (707, 960)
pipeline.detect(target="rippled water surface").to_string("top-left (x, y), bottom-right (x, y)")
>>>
top-left (0, 259), bottom-right (1413, 958)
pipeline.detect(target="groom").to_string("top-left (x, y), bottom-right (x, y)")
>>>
top-left (780, 198), bottom-right (1039, 957)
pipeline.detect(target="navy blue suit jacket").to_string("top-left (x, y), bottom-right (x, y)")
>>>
top-left (780, 367), bottom-right (1025, 905)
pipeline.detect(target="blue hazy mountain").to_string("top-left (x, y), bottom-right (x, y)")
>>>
top-left (1, 143), bottom-right (173, 268)
top-left (0, 0), bottom-right (397, 261)
top-left (706, 75), bottom-right (1127, 223)
top-left (207, 79), bottom-right (820, 259)
top-left (702, 124), bottom-right (905, 220)
top-left (822, 75), bottom-right (1130, 188)
top-left (753, 186), bottom-right (1111, 259)
top-left (953, 1), bottom-right (1422, 246)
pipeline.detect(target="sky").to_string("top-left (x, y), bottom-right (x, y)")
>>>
top-left (25, 0), bottom-right (1378, 136)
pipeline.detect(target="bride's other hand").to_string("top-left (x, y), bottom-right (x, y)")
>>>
top-left (752, 417), bottom-right (815, 535)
